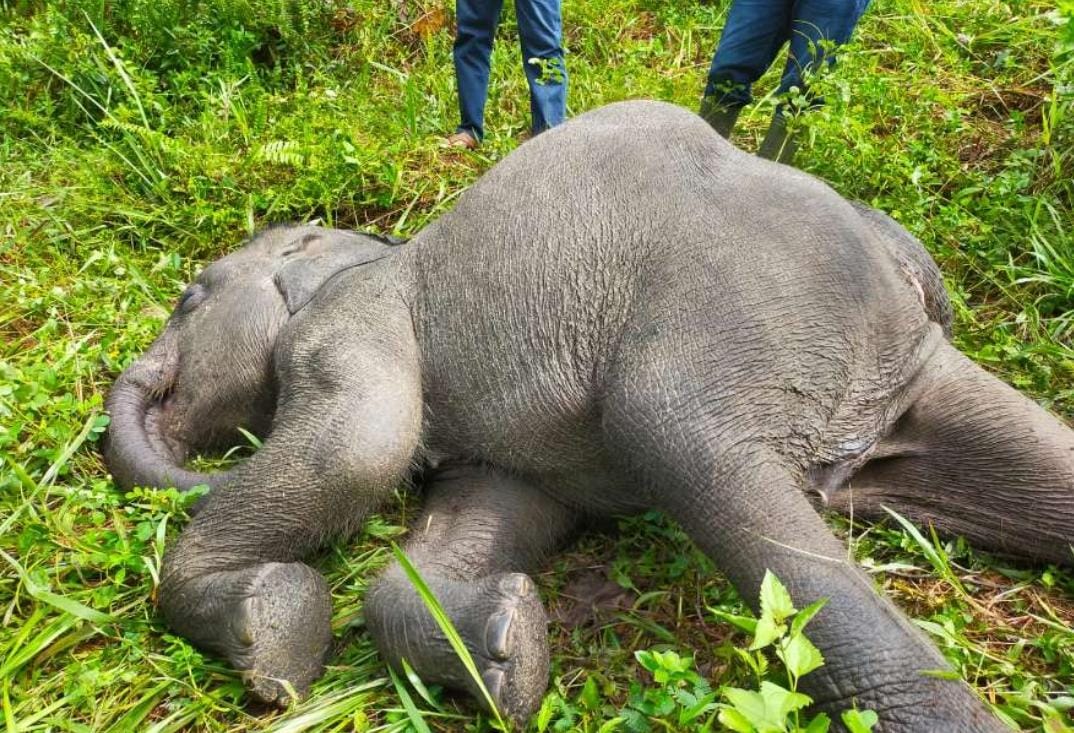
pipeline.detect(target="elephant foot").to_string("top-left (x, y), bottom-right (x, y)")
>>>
top-left (229, 562), bottom-right (333, 706)
top-left (464, 573), bottom-right (550, 725)
top-left (367, 571), bottom-right (550, 726)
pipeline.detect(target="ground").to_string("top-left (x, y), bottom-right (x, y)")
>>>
top-left (0, 0), bottom-right (1072, 731)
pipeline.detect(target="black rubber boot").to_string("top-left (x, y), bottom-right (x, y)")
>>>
top-left (699, 97), bottom-right (741, 139)
top-left (757, 112), bottom-right (799, 165)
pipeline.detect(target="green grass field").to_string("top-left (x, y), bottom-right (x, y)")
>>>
top-left (1, 0), bottom-right (1072, 730)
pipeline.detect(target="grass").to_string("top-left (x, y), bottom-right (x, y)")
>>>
top-left (1, 0), bottom-right (1072, 730)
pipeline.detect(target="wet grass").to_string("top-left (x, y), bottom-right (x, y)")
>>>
top-left (1, 0), bottom-right (1072, 730)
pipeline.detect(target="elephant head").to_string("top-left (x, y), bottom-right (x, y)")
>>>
top-left (104, 225), bottom-right (398, 493)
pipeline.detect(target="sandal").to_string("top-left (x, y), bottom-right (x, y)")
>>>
top-left (443, 131), bottom-right (478, 150)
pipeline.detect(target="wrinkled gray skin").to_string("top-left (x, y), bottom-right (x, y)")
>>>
top-left (105, 101), bottom-right (1074, 731)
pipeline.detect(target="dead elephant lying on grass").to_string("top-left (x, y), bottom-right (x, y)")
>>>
top-left (105, 101), bottom-right (1073, 731)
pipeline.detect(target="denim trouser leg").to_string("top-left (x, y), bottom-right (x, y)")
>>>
top-left (454, 0), bottom-right (505, 139)
top-left (515, 0), bottom-right (567, 133)
top-left (705, 0), bottom-right (793, 107)
top-left (776, 0), bottom-right (870, 103)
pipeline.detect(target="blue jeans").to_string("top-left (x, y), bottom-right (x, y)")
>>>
top-left (454, 0), bottom-right (567, 140)
top-left (705, 0), bottom-right (869, 109)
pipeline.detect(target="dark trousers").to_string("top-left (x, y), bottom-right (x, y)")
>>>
top-left (454, 0), bottom-right (567, 140)
top-left (705, 0), bottom-right (869, 109)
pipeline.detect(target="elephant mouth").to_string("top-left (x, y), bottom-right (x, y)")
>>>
top-left (144, 389), bottom-right (189, 464)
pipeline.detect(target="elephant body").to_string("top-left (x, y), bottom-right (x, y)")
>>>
top-left (411, 110), bottom-right (931, 511)
top-left (105, 101), bottom-right (1074, 731)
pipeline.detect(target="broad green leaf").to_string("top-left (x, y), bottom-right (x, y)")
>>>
top-left (841, 708), bottom-right (880, 733)
top-left (722, 687), bottom-right (770, 728)
top-left (789, 597), bottom-right (828, 637)
top-left (759, 570), bottom-right (796, 623)
top-left (803, 712), bottom-right (832, 733)
top-left (635, 649), bottom-right (658, 672)
top-left (759, 680), bottom-right (812, 719)
top-left (778, 632), bottom-right (825, 679)
top-left (749, 615), bottom-right (786, 651)
top-left (656, 696), bottom-right (676, 716)
top-left (709, 607), bottom-right (759, 635)
top-left (723, 682), bottom-right (812, 731)
top-left (579, 676), bottom-right (601, 711)
top-left (717, 707), bottom-right (756, 733)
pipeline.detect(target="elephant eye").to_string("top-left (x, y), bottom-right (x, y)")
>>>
top-left (177, 284), bottom-right (206, 314)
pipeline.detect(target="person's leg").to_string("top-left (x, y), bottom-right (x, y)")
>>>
top-left (757, 0), bottom-right (869, 161)
top-left (777, 0), bottom-right (869, 102)
top-left (454, 0), bottom-right (506, 141)
top-left (756, 110), bottom-right (799, 162)
top-left (701, 0), bottom-right (793, 136)
top-left (515, 0), bottom-right (567, 135)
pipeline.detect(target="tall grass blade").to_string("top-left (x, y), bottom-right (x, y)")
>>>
top-left (0, 550), bottom-right (113, 624)
top-left (388, 666), bottom-right (433, 733)
top-left (881, 507), bottom-right (971, 602)
top-left (390, 542), bottom-right (506, 729)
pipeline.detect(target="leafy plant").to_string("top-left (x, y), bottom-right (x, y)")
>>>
top-left (619, 649), bottom-right (719, 731)
top-left (711, 571), bottom-right (876, 733)
top-left (528, 55), bottom-right (566, 86)
top-left (592, 572), bottom-right (876, 733)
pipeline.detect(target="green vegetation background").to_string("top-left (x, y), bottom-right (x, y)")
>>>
top-left (1, 0), bottom-right (1072, 730)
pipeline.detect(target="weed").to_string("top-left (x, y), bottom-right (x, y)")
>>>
top-left (711, 572), bottom-right (872, 733)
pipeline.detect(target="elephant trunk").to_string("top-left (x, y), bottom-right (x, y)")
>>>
top-left (104, 332), bottom-right (233, 493)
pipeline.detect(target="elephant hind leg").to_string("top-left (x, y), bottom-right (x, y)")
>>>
top-left (827, 340), bottom-right (1074, 566)
top-left (364, 465), bottom-right (580, 725)
top-left (600, 388), bottom-right (1005, 730)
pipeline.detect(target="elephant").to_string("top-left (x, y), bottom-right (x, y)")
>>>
top-left (104, 100), bottom-right (1074, 731)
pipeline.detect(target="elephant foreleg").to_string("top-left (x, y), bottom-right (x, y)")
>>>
top-left (827, 340), bottom-right (1074, 566)
top-left (365, 465), bottom-right (579, 724)
top-left (159, 328), bottom-right (424, 706)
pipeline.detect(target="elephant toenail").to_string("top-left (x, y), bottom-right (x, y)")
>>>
top-left (499, 573), bottom-right (532, 596)
top-left (235, 599), bottom-right (256, 645)
top-left (485, 609), bottom-right (516, 660)
top-left (481, 667), bottom-right (506, 702)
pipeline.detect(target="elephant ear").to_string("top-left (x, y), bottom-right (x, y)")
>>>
top-left (274, 231), bottom-right (391, 314)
